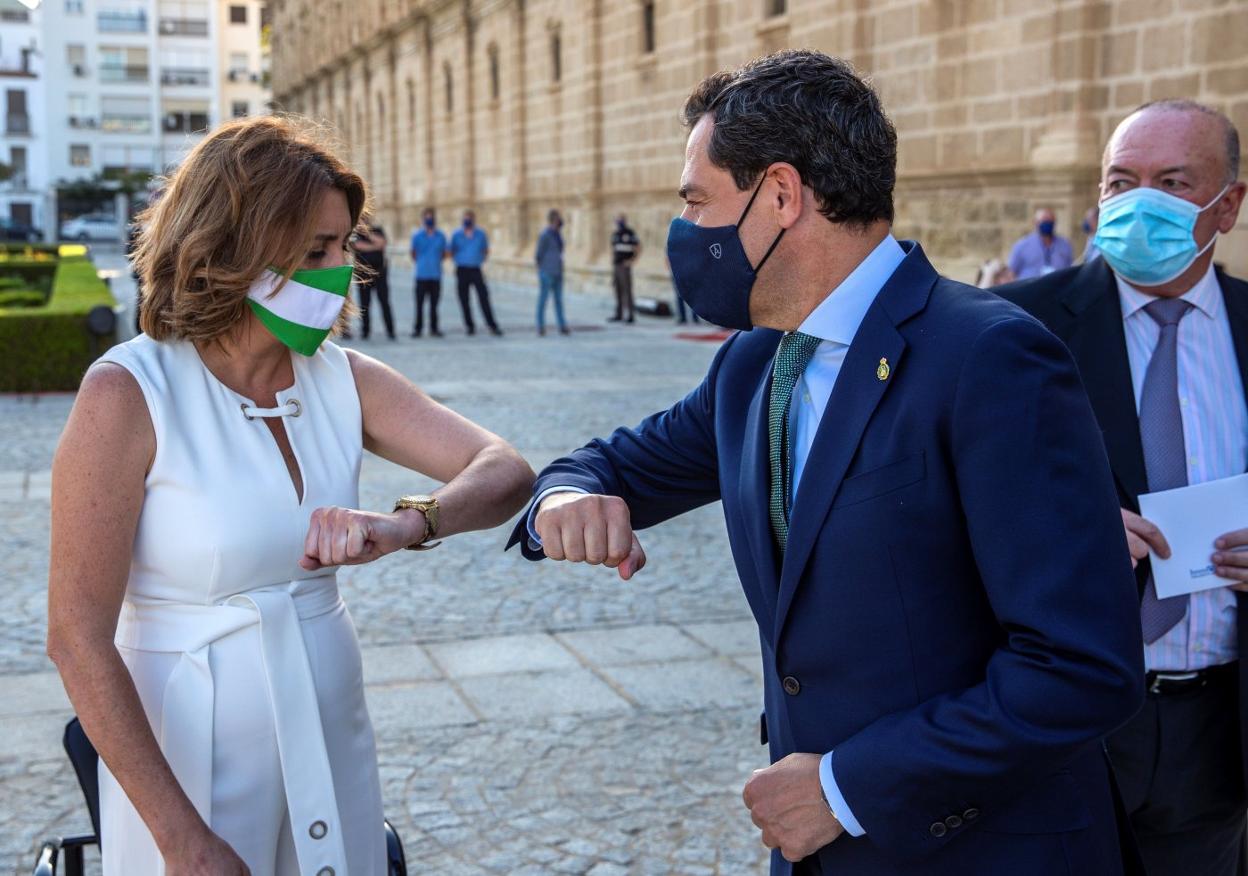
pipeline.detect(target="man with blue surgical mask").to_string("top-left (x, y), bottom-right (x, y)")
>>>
top-left (509, 49), bottom-right (1144, 876)
top-left (1008, 206), bottom-right (1074, 279)
top-left (1000, 99), bottom-right (1248, 876)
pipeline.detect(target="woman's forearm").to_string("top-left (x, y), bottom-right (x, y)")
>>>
top-left (50, 639), bottom-right (208, 856)
top-left (429, 443), bottom-right (534, 538)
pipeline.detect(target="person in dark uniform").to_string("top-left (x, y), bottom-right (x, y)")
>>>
top-left (450, 210), bottom-right (502, 336)
top-left (410, 207), bottom-right (447, 338)
top-left (352, 222), bottom-right (395, 340)
top-left (610, 214), bottom-right (641, 323)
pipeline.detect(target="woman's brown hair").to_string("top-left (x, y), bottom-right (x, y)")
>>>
top-left (134, 116), bottom-right (368, 342)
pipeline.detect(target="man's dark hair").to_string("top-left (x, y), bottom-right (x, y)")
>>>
top-left (548, 209), bottom-right (561, 224)
top-left (1134, 99), bottom-right (1241, 184)
top-left (683, 50), bottom-right (896, 227)
top-left (423, 206), bottom-right (435, 218)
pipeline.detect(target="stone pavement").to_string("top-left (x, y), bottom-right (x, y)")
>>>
top-left (0, 250), bottom-right (770, 874)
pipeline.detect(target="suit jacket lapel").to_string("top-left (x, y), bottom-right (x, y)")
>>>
top-left (772, 242), bottom-right (935, 644)
top-left (1059, 259), bottom-right (1149, 505)
top-left (739, 364), bottom-right (781, 643)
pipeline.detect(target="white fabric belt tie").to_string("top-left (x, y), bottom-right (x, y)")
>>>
top-left (115, 577), bottom-right (348, 876)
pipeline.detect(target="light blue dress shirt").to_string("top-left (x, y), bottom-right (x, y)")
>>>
top-left (528, 234), bottom-right (907, 838)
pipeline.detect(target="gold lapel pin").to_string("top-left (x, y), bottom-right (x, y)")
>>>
top-left (876, 357), bottom-right (890, 381)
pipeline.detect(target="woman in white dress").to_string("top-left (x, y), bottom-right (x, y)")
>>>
top-left (46, 117), bottom-right (535, 875)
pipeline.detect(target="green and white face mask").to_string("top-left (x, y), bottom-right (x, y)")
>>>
top-left (246, 264), bottom-right (353, 356)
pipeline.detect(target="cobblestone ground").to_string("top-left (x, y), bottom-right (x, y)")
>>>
top-left (0, 250), bottom-right (770, 875)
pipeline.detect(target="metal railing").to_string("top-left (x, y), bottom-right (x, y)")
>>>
top-left (97, 10), bottom-right (147, 32)
top-left (6, 113), bottom-right (29, 134)
top-left (101, 113), bottom-right (151, 133)
top-left (160, 67), bottom-right (210, 86)
top-left (98, 64), bottom-right (149, 83)
top-left (158, 17), bottom-right (208, 35)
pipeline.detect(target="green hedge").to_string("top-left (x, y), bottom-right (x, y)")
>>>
top-left (0, 256), bottom-right (117, 392)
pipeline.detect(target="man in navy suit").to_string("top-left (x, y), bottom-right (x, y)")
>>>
top-left (508, 50), bottom-right (1144, 875)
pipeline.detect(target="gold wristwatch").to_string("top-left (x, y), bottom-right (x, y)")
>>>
top-left (393, 494), bottom-right (441, 551)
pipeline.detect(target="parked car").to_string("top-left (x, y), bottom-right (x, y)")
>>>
top-left (0, 217), bottom-right (43, 242)
top-left (59, 214), bottom-right (119, 242)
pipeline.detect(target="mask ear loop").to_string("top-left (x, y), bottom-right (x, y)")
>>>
top-left (737, 171), bottom-right (788, 274)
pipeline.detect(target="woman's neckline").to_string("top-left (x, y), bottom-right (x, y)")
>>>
top-left (190, 340), bottom-right (298, 407)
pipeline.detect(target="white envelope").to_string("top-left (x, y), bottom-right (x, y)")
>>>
top-left (1138, 473), bottom-right (1248, 598)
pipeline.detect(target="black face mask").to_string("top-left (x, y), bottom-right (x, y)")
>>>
top-left (664, 175), bottom-right (785, 330)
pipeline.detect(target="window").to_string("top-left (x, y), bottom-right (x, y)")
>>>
top-left (443, 63), bottom-right (452, 114)
top-left (65, 0), bottom-right (84, 14)
top-left (67, 44), bottom-right (87, 76)
top-left (162, 104), bottom-right (210, 133)
top-left (766, 0), bottom-right (786, 16)
top-left (102, 95), bottom-right (152, 132)
top-left (10, 146), bottom-right (27, 182)
top-left (487, 44), bottom-right (500, 102)
top-left (229, 4), bottom-right (246, 22)
top-left (98, 7), bottom-right (148, 32)
top-left (99, 46), bottom-right (149, 82)
top-left (375, 93), bottom-right (384, 128)
top-left (70, 144), bottom-right (91, 167)
top-left (6, 89), bottom-right (28, 134)
top-left (550, 30), bottom-right (561, 83)
top-left (406, 78), bottom-right (416, 131)
top-left (641, 1), bottom-right (655, 54)
top-left (232, 100), bottom-right (248, 118)
top-left (229, 51), bottom-right (248, 75)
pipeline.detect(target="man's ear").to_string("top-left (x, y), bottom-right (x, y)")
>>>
top-left (769, 163), bottom-right (805, 230)
top-left (1216, 181), bottom-right (1247, 234)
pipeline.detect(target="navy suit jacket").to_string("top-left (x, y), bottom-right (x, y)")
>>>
top-left (508, 242), bottom-right (1144, 874)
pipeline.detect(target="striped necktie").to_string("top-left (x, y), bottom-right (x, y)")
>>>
top-left (768, 332), bottom-right (822, 552)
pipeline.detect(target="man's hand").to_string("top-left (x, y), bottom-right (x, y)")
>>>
top-left (1213, 528), bottom-right (1248, 590)
top-left (743, 753), bottom-right (844, 863)
top-left (534, 492), bottom-right (647, 580)
top-left (300, 506), bottom-right (425, 571)
top-left (1122, 508), bottom-right (1170, 569)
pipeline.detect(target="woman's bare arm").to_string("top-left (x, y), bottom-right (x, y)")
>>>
top-left (47, 364), bottom-right (247, 872)
top-left (300, 350), bottom-right (534, 569)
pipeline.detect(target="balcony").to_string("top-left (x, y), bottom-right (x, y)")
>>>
top-left (101, 113), bottom-right (152, 133)
top-left (97, 10), bottom-right (148, 32)
top-left (99, 64), bottom-right (149, 83)
top-left (227, 69), bottom-right (259, 83)
top-left (6, 113), bottom-right (30, 135)
top-left (68, 115), bottom-right (100, 129)
top-left (159, 18), bottom-right (208, 36)
top-left (161, 67), bottom-right (210, 86)
top-left (163, 111), bottom-right (209, 133)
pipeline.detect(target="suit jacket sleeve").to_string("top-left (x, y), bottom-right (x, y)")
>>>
top-left (831, 316), bottom-right (1145, 858)
top-left (505, 334), bottom-right (736, 558)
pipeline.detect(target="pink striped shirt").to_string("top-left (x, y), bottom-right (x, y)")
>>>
top-left (1118, 265), bottom-right (1248, 671)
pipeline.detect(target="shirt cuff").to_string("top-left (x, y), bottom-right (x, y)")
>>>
top-left (819, 750), bottom-right (865, 837)
top-left (526, 486), bottom-right (589, 550)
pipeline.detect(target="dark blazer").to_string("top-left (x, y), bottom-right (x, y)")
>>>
top-left (509, 242), bottom-right (1144, 875)
top-left (998, 255), bottom-right (1248, 791)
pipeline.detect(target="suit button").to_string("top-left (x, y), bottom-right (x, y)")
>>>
top-left (929, 821), bottom-right (948, 838)
top-left (782, 676), bottom-right (801, 695)
top-left (944, 815), bottom-right (963, 830)
top-left (963, 807), bottom-right (979, 822)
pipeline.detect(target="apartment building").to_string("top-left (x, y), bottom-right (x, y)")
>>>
top-left (0, 0), bottom-right (48, 233)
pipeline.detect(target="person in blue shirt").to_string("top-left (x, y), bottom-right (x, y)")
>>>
top-left (534, 209), bottom-right (569, 336)
top-left (409, 207), bottom-right (447, 337)
top-left (450, 210), bottom-right (502, 336)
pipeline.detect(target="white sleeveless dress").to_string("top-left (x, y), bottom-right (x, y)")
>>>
top-left (95, 335), bottom-right (385, 876)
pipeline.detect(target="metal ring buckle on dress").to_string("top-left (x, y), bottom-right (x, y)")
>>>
top-left (240, 403), bottom-right (256, 421)
top-left (309, 820), bottom-right (327, 839)
top-left (287, 398), bottom-right (302, 417)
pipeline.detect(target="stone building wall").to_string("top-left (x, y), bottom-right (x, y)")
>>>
top-left (270, 0), bottom-right (1248, 295)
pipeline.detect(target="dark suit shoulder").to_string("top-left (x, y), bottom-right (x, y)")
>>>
top-left (994, 264), bottom-right (1083, 318)
top-left (920, 275), bottom-right (1050, 344)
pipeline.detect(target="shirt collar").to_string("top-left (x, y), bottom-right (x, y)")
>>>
top-left (1116, 262), bottom-right (1222, 322)
top-left (796, 234), bottom-right (906, 345)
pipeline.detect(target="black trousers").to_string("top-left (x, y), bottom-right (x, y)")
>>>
top-left (414, 278), bottom-right (440, 335)
top-left (612, 262), bottom-right (634, 320)
top-left (455, 266), bottom-right (499, 332)
top-left (1106, 664), bottom-right (1248, 876)
top-left (358, 269), bottom-right (394, 339)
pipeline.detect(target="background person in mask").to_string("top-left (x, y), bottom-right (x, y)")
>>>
top-left (506, 49), bottom-right (1143, 876)
top-left (609, 213), bottom-right (641, 323)
top-left (1008, 207), bottom-right (1074, 279)
top-left (46, 116), bottom-right (534, 876)
top-left (999, 99), bottom-right (1248, 876)
top-left (451, 209), bottom-right (503, 336)
top-left (410, 206), bottom-right (447, 338)
top-left (535, 209), bottom-right (569, 336)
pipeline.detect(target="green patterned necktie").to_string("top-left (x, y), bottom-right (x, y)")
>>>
top-left (768, 331), bottom-right (822, 551)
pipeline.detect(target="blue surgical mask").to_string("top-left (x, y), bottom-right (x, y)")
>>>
top-left (1093, 184), bottom-right (1228, 287)
top-left (424, 216), bottom-right (435, 228)
top-left (463, 217), bottom-right (474, 229)
top-left (1037, 220), bottom-right (1055, 237)
top-left (666, 177), bottom-right (784, 331)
